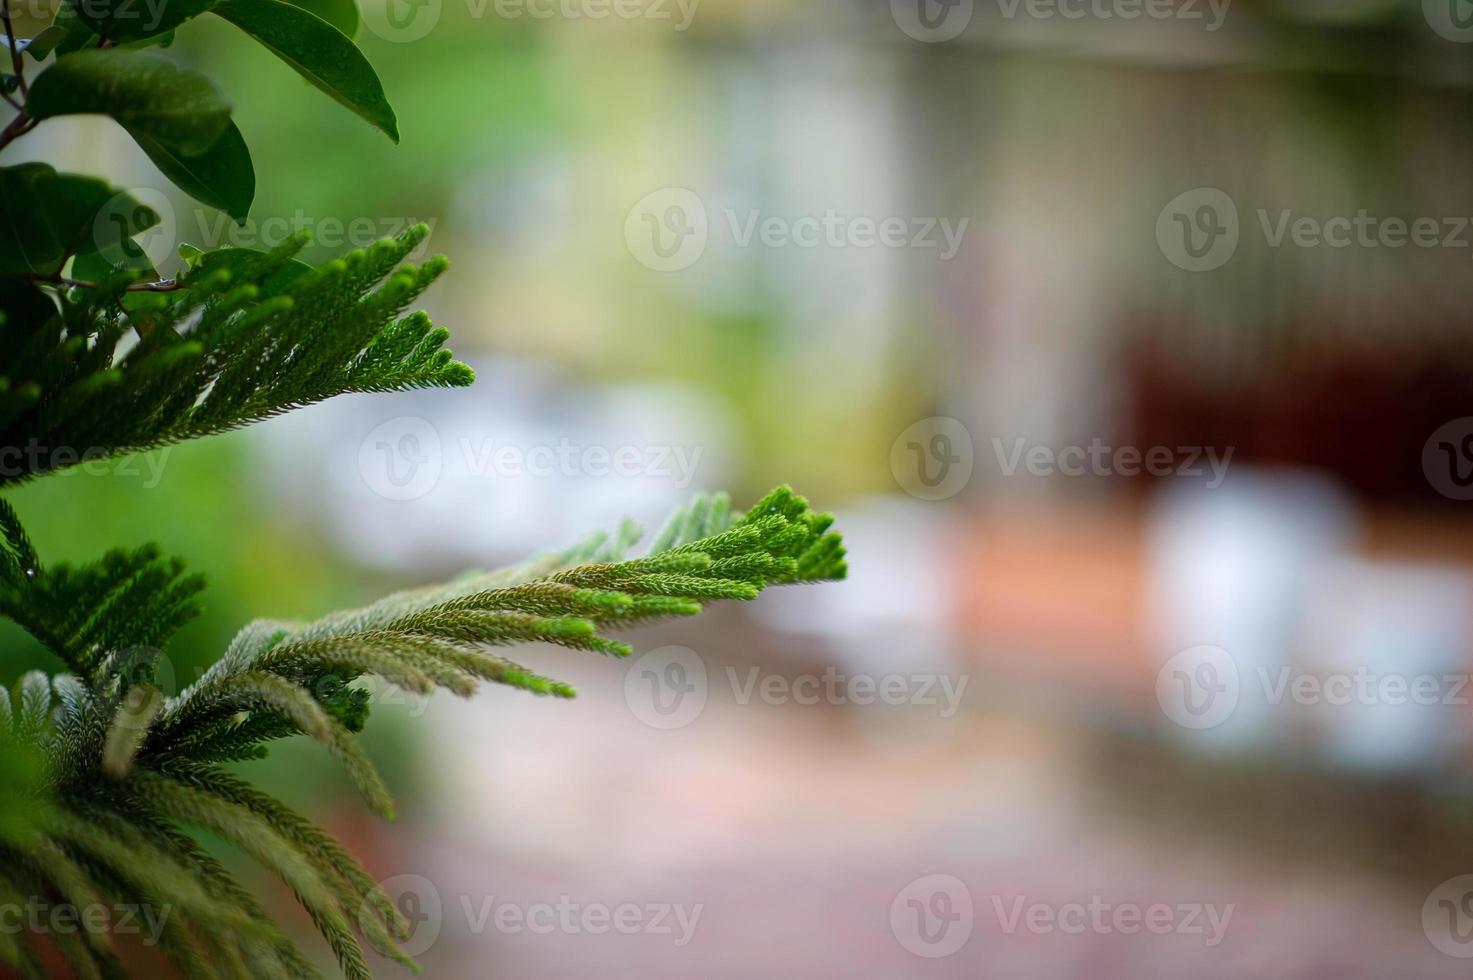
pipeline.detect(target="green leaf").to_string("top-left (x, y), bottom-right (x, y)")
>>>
top-left (129, 121), bottom-right (254, 223)
top-left (119, 28), bottom-right (178, 50)
top-left (71, 0), bottom-right (217, 43)
top-left (285, 0), bottom-right (359, 38)
top-left (211, 0), bottom-right (397, 142)
top-left (0, 278), bottom-right (58, 363)
top-left (26, 49), bottom-right (231, 155)
top-left (43, 2), bottom-right (98, 57)
top-left (24, 24), bottom-right (75, 59)
top-left (0, 163), bottom-right (159, 275)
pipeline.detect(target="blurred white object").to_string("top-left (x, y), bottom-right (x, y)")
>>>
top-left (250, 357), bottom-right (736, 573)
top-left (753, 494), bottom-right (961, 679)
top-left (1300, 559), bottom-right (1473, 773)
top-left (1146, 467), bottom-right (1358, 753)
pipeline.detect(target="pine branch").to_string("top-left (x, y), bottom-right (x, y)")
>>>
top-left (0, 487), bottom-right (845, 978)
top-left (0, 497), bottom-right (203, 679)
top-left (0, 225), bottom-right (473, 488)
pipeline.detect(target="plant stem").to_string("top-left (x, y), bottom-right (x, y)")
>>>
top-left (15, 272), bottom-right (184, 293)
top-left (0, 108), bottom-right (33, 153)
top-left (1, 0), bottom-right (26, 98)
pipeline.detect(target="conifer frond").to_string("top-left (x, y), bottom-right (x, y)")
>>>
top-left (0, 225), bottom-right (473, 488)
top-left (0, 497), bottom-right (204, 680)
top-left (0, 487), bottom-right (845, 978)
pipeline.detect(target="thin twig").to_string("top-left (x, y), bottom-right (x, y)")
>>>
top-left (1, 0), bottom-right (27, 98)
top-left (15, 271), bottom-right (185, 293)
top-left (0, 109), bottom-right (33, 153)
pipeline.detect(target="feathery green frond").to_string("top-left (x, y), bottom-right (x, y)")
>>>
top-left (0, 488), bottom-right (845, 978)
top-left (0, 226), bottom-right (472, 488)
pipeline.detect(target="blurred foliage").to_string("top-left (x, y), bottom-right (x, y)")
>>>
top-left (0, 432), bottom-right (360, 685)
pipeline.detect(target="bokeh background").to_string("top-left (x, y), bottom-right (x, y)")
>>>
top-left (8, 0), bottom-right (1473, 975)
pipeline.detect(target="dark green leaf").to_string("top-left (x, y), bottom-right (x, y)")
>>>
top-left (23, 24), bottom-right (75, 60)
top-left (119, 28), bottom-right (178, 49)
top-left (212, 0), bottom-right (397, 141)
top-left (26, 49), bottom-right (231, 154)
top-left (285, 0), bottom-right (359, 38)
top-left (0, 278), bottom-right (58, 364)
top-left (71, 0), bottom-right (217, 43)
top-left (39, 1), bottom-right (99, 58)
top-left (129, 121), bottom-right (254, 222)
top-left (0, 163), bottom-right (159, 275)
